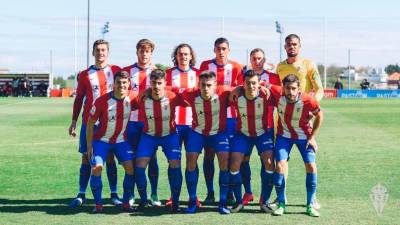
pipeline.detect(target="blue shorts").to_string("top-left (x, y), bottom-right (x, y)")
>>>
top-left (226, 118), bottom-right (237, 138)
top-left (186, 129), bottom-right (230, 153)
top-left (274, 135), bottom-right (316, 163)
top-left (79, 124), bottom-right (98, 153)
top-left (136, 133), bottom-right (181, 160)
top-left (91, 140), bottom-right (134, 166)
top-left (231, 129), bottom-right (274, 155)
top-left (176, 125), bottom-right (192, 149)
top-left (126, 121), bottom-right (144, 151)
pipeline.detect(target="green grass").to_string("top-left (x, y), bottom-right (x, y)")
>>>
top-left (0, 97), bottom-right (399, 224)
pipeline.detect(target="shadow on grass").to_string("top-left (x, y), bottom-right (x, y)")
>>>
top-left (0, 198), bottom-right (309, 216)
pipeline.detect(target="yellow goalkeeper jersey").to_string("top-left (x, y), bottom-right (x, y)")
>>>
top-left (276, 57), bottom-right (324, 101)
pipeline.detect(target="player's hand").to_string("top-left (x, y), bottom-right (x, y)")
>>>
top-left (229, 86), bottom-right (242, 102)
top-left (259, 85), bottom-right (270, 97)
top-left (306, 136), bottom-right (318, 153)
top-left (69, 120), bottom-right (77, 137)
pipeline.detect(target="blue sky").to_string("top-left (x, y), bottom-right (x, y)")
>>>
top-left (1, 0), bottom-right (400, 76)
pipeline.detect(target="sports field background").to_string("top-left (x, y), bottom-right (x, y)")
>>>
top-left (0, 98), bottom-right (399, 224)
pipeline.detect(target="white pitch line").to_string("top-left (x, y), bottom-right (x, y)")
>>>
top-left (0, 139), bottom-right (76, 147)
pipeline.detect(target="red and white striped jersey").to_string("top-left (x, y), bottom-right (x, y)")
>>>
top-left (259, 70), bottom-right (281, 86)
top-left (122, 63), bottom-right (155, 122)
top-left (90, 91), bottom-right (137, 144)
top-left (133, 90), bottom-right (188, 137)
top-left (74, 64), bottom-right (121, 124)
top-left (270, 86), bottom-right (321, 140)
top-left (233, 90), bottom-right (273, 137)
top-left (166, 67), bottom-right (200, 126)
top-left (181, 86), bottom-right (230, 136)
top-left (199, 59), bottom-right (243, 118)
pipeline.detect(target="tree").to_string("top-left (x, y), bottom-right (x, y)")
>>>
top-left (384, 64), bottom-right (400, 75)
top-left (53, 76), bottom-right (66, 88)
top-left (155, 63), bottom-right (170, 71)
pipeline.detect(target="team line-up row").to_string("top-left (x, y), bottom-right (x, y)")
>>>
top-left (68, 35), bottom-right (324, 217)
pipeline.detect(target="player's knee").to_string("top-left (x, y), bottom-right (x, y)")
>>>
top-left (106, 154), bottom-right (116, 164)
top-left (81, 154), bottom-right (90, 164)
top-left (204, 148), bottom-right (215, 160)
top-left (276, 161), bottom-right (287, 173)
top-left (305, 163), bottom-right (317, 173)
top-left (92, 165), bottom-right (103, 176)
top-left (186, 160), bottom-right (197, 171)
top-left (122, 161), bottom-right (134, 175)
top-left (169, 160), bottom-right (181, 168)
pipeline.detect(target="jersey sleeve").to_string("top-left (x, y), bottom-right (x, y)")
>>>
top-left (199, 61), bottom-right (208, 72)
top-left (308, 61), bottom-right (324, 101)
top-left (269, 85), bottom-right (282, 107)
top-left (111, 65), bottom-right (122, 76)
top-left (72, 71), bottom-right (86, 121)
top-left (235, 63), bottom-right (244, 85)
top-left (308, 96), bottom-right (321, 116)
top-left (89, 98), bottom-right (103, 121)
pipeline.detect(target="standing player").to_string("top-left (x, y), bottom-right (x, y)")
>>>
top-left (270, 74), bottom-right (323, 217)
top-left (165, 43), bottom-right (200, 207)
top-left (199, 37), bottom-right (243, 204)
top-left (276, 34), bottom-right (323, 209)
top-left (180, 71), bottom-right (232, 214)
top-left (69, 39), bottom-right (122, 207)
top-left (87, 71), bottom-right (136, 213)
top-left (122, 39), bottom-right (161, 206)
top-left (240, 48), bottom-right (281, 206)
top-left (229, 70), bottom-right (276, 213)
top-left (133, 69), bottom-right (188, 213)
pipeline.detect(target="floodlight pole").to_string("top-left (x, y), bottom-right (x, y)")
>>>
top-left (348, 49), bottom-right (351, 89)
top-left (86, 0), bottom-right (90, 68)
top-left (275, 21), bottom-right (283, 62)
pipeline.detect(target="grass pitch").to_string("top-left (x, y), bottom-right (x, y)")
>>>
top-left (0, 98), bottom-right (399, 224)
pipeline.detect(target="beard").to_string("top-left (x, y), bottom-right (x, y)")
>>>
top-left (287, 52), bottom-right (298, 57)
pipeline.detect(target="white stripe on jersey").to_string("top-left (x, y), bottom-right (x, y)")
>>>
top-left (101, 98), bottom-right (118, 143)
top-left (103, 66), bottom-right (114, 92)
top-left (194, 94), bottom-right (220, 135)
top-left (160, 97), bottom-right (171, 136)
top-left (129, 66), bottom-right (152, 121)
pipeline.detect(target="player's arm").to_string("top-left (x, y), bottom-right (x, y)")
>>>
top-left (86, 117), bottom-right (95, 160)
top-left (69, 72), bottom-right (85, 137)
top-left (309, 62), bottom-right (324, 102)
top-left (306, 105), bottom-right (323, 152)
top-left (229, 85), bottom-right (242, 102)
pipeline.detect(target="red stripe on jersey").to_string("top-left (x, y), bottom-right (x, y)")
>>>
top-left (246, 100), bottom-right (256, 136)
top-left (283, 102), bottom-right (299, 139)
top-left (153, 101), bottom-right (162, 136)
top-left (203, 100), bottom-right (212, 135)
top-left (109, 100), bottom-right (124, 144)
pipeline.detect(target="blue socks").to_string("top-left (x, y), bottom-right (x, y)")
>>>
top-left (79, 163), bottom-right (91, 193)
top-left (306, 173), bottom-right (317, 205)
top-left (106, 162), bottom-right (118, 193)
top-left (230, 171), bottom-right (243, 204)
top-left (168, 167), bottom-right (183, 204)
top-left (148, 155), bottom-right (159, 196)
top-left (241, 160), bottom-right (252, 194)
top-left (203, 158), bottom-right (215, 195)
top-left (90, 175), bottom-right (102, 205)
top-left (135, 167), bottom-right (148, 203)
top-left (185, 167), bottom-right (199, 202)
top-left (122, 174), bottom-right (134, 203)
top-left (219, 170), bottom-right (230, 205)
top-left (261, 169), bottom-right (274, 204)
top-left (273, 172), bottom-right (286, 204)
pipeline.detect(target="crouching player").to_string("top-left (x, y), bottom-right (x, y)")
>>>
top-left (133, 69), bottom-right (188, 213)
top-left (271, 74), bottom-right (323, 217)
top-left (87, 71), bottom-right (136, 213)
top-left (179, 71), bottom-right (231, 214)
top-left (229, 70), bottom-right (275, 213)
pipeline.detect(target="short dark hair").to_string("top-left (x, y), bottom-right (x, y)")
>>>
top-left (171, 43), bottom-right (197, 67)
top-left (93, 39), bottom-right (109, 51)
top-left (285, 34), bottom-right (301, 43)
top-left (243, 69), bottom-right (260, 80)
top-left (282, 74), bottom-right (300, 87)
top-left (136, 39), bottom-right (155, 52)
top-left (214, 37), bottom-right (229, 48)
top-left (114, 70), bottom-right (130, 80)
top-left (150, 69), bottom-right (165, 80)
top-left (250, 48), bottom-right (265, 57)
top-left (199, 71), bottom-right (216, 80)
